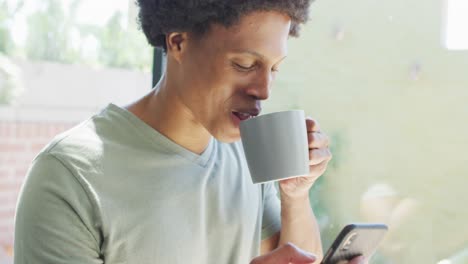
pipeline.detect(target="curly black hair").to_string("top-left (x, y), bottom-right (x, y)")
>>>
top-left (136, 0), bottom-right (313, 51)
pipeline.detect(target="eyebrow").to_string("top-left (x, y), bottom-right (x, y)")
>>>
top-left (232, 49), bottom-right (287, 63)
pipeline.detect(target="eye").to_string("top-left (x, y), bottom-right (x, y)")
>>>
top-left (232, 62), bottom-right (256, 72)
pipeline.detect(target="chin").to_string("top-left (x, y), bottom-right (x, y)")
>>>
top-left (211, 126), bottom-right (241, 143)
top-left (214, 132), bottom-right (241, 143)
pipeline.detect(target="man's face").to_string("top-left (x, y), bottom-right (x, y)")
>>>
top-left (175, 11), bottom-right (291, 142)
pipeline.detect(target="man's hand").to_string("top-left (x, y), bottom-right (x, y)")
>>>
top-left (250, 243), bottom-right (316, 264)
top-left (278, 117), bottom-right (332, 199)
top-left (250, 243), bottom-right (367, 264)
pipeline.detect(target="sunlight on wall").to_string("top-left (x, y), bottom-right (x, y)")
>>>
top-left (443, 0), bottom-right (468, 50)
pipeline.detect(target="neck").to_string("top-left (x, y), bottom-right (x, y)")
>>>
top-left (126, 74), bottom-right (212, 155)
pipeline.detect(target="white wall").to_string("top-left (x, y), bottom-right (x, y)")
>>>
top-left (0, 58), bottom-right (151, 122)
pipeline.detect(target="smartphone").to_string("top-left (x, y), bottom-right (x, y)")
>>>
top-left (321, 223), bottom-right (388, 264)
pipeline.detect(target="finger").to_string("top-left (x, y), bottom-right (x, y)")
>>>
top-left (305, 117), bottom-right (320, 132)
top-left (250, 243), bottom-right (317, 264)
top-left (308, 132), bottom-right (330, 149)
top-left (309, 148), bottom-right (332, 166)
top-left (308, 160), bottom-right (328, 179)
top-left (348, 256), bottom-right (366, 264)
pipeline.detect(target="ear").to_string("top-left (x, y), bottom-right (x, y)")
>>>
top-left (166, 32), bottom-right (188, 64)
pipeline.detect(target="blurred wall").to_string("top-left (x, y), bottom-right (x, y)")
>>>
top-left (264, 0), bottom-right (468, 262)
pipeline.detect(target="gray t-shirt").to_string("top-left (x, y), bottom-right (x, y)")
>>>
top-left (14, 104), bottom-right (281, 264)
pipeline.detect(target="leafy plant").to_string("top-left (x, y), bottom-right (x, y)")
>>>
top-left (0, 54), bottom-right (23, 104)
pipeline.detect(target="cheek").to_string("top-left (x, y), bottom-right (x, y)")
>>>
top-left (198, 65), bottom-right (242, 102)
top-left (181, 56), bottom-right (254, 116)
top-left (188, 63), bottom-right (231, 98)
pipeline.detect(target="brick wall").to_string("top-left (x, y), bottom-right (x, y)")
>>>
top-left (0, 121), bottom-right (75, 262)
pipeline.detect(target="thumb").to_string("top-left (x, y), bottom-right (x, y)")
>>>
top-left (252, 243), bottom-right (317, 264)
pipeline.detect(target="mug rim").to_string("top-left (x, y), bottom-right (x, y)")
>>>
top-left (240, 109), bottom-right (304, 125)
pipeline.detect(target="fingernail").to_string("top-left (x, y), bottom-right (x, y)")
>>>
top-left (304, 251), bottom-right (317, 260)
top-left (297, 248), bottom-right (316, 260)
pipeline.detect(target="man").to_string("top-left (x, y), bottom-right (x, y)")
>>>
top-left (14, 1), bottom-right (365, 263)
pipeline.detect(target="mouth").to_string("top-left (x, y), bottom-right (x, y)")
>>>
top-left (231, 109), bottom-right (260, 121)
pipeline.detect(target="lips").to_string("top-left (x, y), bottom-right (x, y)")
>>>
top-left (232, 111), bottom-right (253, 121)
top-left (231, 108), bottom-right (260, 121)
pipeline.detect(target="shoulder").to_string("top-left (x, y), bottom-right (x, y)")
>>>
top-left (41, 116), bottom-right (105, 174)
top-left (39, 106), bottom-right (131, 174)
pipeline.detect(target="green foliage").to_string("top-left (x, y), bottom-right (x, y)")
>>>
top-left (0, 53), bottom-right (23, 104)
top-left (0, 0), bottom-right (24, 54)
top-left (96, 12), bottom-right (152, 71)
top-left (25, 0), bottom-right (79, 63)
top-left (0, 2), bottom-right (23, 104)
top-left (0, 0), bottom-right (152, 105)
top-left (1, 0), bottom-right (152, 71)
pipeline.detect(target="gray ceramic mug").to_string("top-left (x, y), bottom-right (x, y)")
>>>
top-left (239, 110), bottom-right (309, 184)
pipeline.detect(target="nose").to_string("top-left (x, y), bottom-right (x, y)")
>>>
top-left (246, 70), bottom-right (274, 101)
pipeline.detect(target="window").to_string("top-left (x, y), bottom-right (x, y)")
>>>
top-left (443, 0), bottom-right (468, 50)
top-left (0, 1), bottom-right (152, 262)
top-left (265, 0), bottom-right (468, 263)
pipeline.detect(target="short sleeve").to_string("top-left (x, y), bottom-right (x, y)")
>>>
top-left (14, 153), bottom-right (103, 264)
top-left (260, 182), bottom-right (281, 240)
